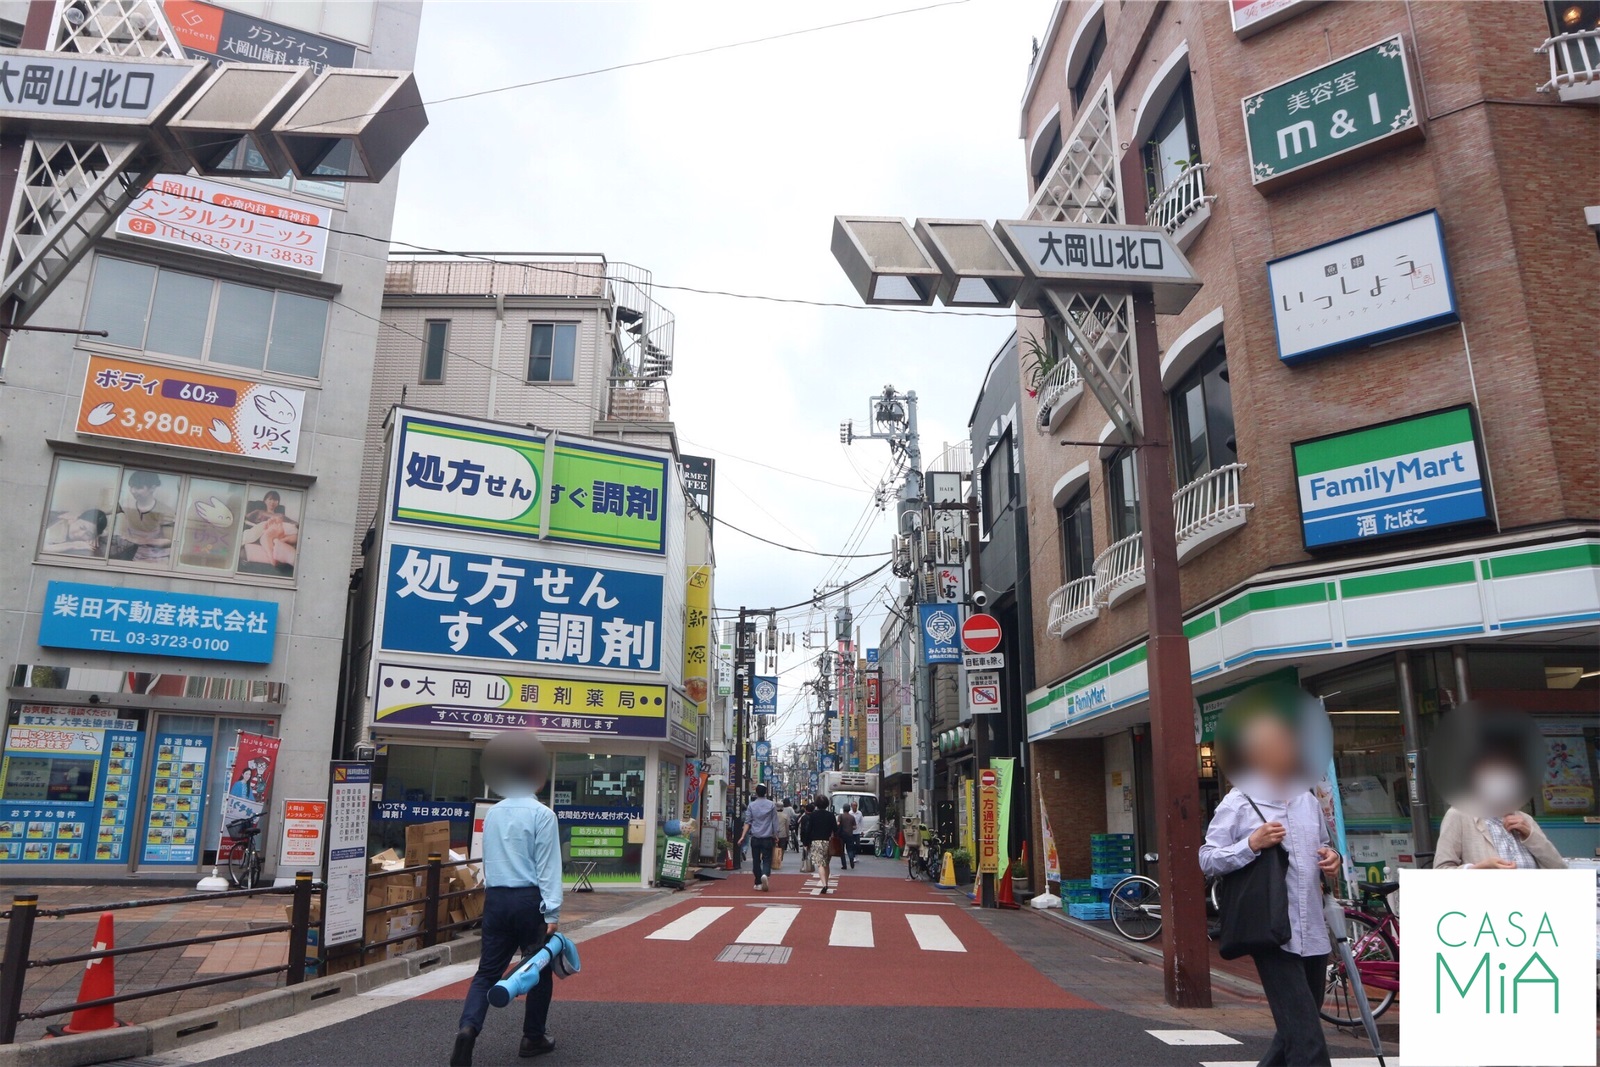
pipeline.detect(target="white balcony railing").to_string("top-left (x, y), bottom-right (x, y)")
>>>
top-left (1093, 531), bottom-right (1145, 607)
top-left (1046, 576), bottom-right (1099, 638)
top-left (1173, 463), bottom-right (1253, 561)
top-left (1147, 163), bottom-right (1216, 246)
top-left (1537, 29), bottom-right (1600, 98)
top-left (1034, 358), bottom-right (1083, 431)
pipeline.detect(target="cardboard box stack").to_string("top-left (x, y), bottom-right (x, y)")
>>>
top-left (353, 821), bottom-right (487, 958)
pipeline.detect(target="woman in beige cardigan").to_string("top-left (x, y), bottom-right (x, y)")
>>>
top-left (1434, 748), bottom-right (1568, 871)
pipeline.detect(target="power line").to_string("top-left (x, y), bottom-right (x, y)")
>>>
top-left (712, 514), bottom-right (890, 558)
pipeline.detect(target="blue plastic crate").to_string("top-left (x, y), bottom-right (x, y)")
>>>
top-left (1067, 902), bottom-right (1111, 921)
top-left (1091, 863), bottom-right (1135, 875)
top-left (1090, 833), bottom-right (1134, 843)
top-left (1090, 872), bottom-right (1128, 889)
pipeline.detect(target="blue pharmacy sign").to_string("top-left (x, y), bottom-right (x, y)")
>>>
top-left (752, 676), bottom-right (778, 715)
top-left (380, 542), bottom-right (663, 672)
top-left (754, 740), bottom-right (772, 762)
top-left (820, 755), bottom-right (835, 771)
top-left (919, 604), bottom-right (961, 664)
top-left (38, 581), bottom-right (277, 663)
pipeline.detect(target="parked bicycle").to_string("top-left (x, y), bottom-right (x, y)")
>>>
top-left (905, 823), bottom-right (944, 881)
top-left (1107, 853), bottom-right (1221, 943)
top-left (224, 812), bottom-right (265, 889)
top-left (874, 821), bottom-right (899, 859)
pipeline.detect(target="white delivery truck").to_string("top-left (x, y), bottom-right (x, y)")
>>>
top-left (821, 771), bottom-right (880, 846)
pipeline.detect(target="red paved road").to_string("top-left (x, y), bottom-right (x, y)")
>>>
top-left (423, 870), bottom-right (1096, 1010)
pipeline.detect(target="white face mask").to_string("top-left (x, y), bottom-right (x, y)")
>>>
top-left (1468, 767), bottom-right (1527, 816)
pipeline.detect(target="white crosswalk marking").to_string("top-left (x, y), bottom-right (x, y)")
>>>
top-left (736, 906), bottom-right (801, 945)
top-left (828, 911), bottom-right (874, 948)
top-left (1201, 1061), bottom-right (1382, 1067)
top-left (905, 913), bottom-right (964, 952)
top-left (646, 906), bottom-right (731, 941)
top-left (1146, 1030), bottom-right (1240, 1046)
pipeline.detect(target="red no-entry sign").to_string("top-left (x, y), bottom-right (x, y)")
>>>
top-left (961, 613), bottom-right (1002, 654)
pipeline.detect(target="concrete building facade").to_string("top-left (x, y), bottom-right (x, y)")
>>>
top-left (1016, 0), bottom-right (1600, 879)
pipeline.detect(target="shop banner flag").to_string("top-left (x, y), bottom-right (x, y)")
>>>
top-left (752, 676), bottom-right (778, 715)
top-left (1038, 775), bottom-right (1061, 887)
top-left (991, 757), bottom-right (1015, 869)
top-left (218, 731), bottom-right (281, 850)
top-left (1315, 754), bottom-right (1356, 896)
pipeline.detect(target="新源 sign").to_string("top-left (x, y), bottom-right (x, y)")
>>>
top-left (38, 580), bottom-right (277, 663)
top-left (1243, 35), bottom-right (1420, 187)
top-left (920, 604), bottom-right (961, 664)
top-left (391, 412), bottom-right (669, 554)
top-left (1292, 406), bottom-right (1488, 550)
top-left (379, 542), bottom-right (663, 672)
top-left (1268, 210), bottom-right (1458, 365)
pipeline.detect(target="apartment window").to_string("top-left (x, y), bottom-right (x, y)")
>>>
top-left (1058, 487), bottom-right (1094, 582)
top-left (84, 257), bottom-right (330, 378)
top-left (421, 320), bottom-right (449, 383)
top-left (527, 323), bottom-right (577, 383)
top-left (980, 432), bottom-right (1014, 532)
top-left (1071, 22), bottom-right (1107, 108)
top-left (1031, 123), bottom-right (1063, 188)
top-left (39, 458), bottom-right (303, 581)
top-left (1171, 339), bottom-right (1236, 486)
top-left (1142, 76), bottom-right (1201, 204)
top-left (1107, 447), bottom-right (1141, 541)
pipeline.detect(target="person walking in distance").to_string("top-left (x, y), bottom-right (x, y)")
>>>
top-left (772, 799), bottom-right (789, 871)
top-left (452, 734), bottom-right (563, 1066)
top-left (803, 795), bottom-right (840, 893)
top-left (739, 784), bottom-right (777, 891)
top-left (837, 803), bottom-right (857, 870)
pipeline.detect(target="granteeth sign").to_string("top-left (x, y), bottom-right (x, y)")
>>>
top-left (1292, 406), bottom-right (1489, 549)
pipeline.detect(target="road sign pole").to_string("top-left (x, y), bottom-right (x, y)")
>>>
top-left (1119, 151), bottom-right (1212, 1010)
top-left (960, 497), bottom-right (998, 909)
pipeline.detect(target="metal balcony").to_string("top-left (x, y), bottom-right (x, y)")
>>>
top-left (604, 378), bottom-right (671, 423)
top-left (1146, 163), bottom-right (1215, 251)
top-left (1046, 576), bottom-right (1100, 638)
top-left (1537, 29), bottom-right (1600, 101)
top-left (1034, 358), bottom-right (1084, 433)
top-left (1093, 531), bottom-right (1145, 608)
top-left (1173, 463), bottom-right (1253, 563)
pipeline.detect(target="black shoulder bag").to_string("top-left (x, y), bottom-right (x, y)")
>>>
top-left (1215, 794), bottom-right (1292, 960)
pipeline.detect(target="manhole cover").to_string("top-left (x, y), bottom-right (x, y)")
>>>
top-left (715, 944), bottom-right (792, 964)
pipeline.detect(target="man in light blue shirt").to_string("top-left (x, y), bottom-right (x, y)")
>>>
top-left (738, 784), bottom-right (777, 891)
top-left (453, 738), bottom-right (563, 1066)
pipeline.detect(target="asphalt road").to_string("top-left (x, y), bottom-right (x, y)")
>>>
top-left (189, 856), bottom-right (1382, 1067)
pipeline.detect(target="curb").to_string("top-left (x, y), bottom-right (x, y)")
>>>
top-left (0, 935), bottom-right (485, 1067)
top-left (1029, 906), bottom-right (1267, 999)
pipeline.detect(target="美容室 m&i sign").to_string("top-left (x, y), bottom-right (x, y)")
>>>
top-left (390, 410), bottom-right (669, 554)
top-left (1242, 35), bottom-right (1421, 189)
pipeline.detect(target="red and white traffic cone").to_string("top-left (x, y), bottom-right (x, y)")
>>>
top-left (996, 864), bottom-right (1020, 909)
top-left (54, 912), bottom-right (125, 1034)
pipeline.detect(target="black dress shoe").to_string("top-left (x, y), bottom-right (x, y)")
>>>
top-left (450, 1026), bottom-right (478, 1067)
top-left (520, 1033), bottom-right (556, 1057)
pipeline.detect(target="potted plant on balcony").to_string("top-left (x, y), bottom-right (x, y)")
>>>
top-left (949, 847), bottom-right (974, 886)
top-left (1022, 335), bottom-right (1058, 400)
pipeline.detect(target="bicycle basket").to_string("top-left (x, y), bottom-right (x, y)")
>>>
top-left (226, 816), bottom-right (259, 839)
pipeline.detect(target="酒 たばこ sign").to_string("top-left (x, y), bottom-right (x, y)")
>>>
top-left (78, 354), bottom-right (305, 462)
top-left (116, 174), bottom-right (329, 274)
top-left (1268, 210), bottom-right (1458, 365)
top-left (373, 663), bottom-right (669, 738)
top-left (1242, 35), bottom-right (1420, 188)
top-left (1292, 406), bottom-right (1488, 550)
top-left (391, 412), bottom-right (669, 554)
top-left (38, 580), bottom-right (277, 663)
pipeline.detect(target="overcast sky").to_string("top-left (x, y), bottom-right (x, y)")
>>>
top-left (390, 1), bottom-right (1049, 750)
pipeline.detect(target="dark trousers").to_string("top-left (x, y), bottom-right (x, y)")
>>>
top-left (459, 886), bottom-right (553, 1040)
top-left (1250, 948), bottom-right (1330, 1067)
top-left (842, 833), bottom-right (857, 867)
top-left (749, 836), bottom-right (773, 884)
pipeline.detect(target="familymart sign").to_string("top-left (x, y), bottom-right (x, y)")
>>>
top-left (1293, 406), bottom-right (1489, 549)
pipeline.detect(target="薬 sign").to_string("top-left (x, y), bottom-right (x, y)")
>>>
top-left (1268, 210), bottom-right (1458, 365)
top-left (1243, 35), bottom-right (1421, 189)
top-left (1292, 406), bottom-right (1488, 550)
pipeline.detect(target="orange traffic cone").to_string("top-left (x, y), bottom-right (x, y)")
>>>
top-left (59, 912), bottom-right (124, 1034)
top-left (724, 846), bottom-right (734, 871)
top-left (996, 864), bottom-right (1020, 909)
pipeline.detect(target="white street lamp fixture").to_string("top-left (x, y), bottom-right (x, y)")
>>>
top-left (164, 64), bottom-right (316, 178)
top-left (911, 218), bottom-right (1024, 307)
top-left (830, 216), bottom-right (942, 305)
top-left (272, 69), bottom-right (428, 183)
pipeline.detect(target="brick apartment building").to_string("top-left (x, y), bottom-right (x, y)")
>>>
top-left (1016, 0), bottom-right (1600, 882)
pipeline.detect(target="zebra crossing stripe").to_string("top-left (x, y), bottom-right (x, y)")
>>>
top-left (904, 913), bottom-right (965, 952)
top-left (646, 906), bottom-right (731, 941)
top-left (736, 906), bottom-right (801, 945)
top-left (828, 911), bottom-right (874, 948)
top-left (1147, 1030), bottom-right (1240, 1046)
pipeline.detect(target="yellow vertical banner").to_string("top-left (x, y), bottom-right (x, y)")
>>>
top-left (681, 566), bottom-right (711, 735)
top-left (960, 778), bottom-right (975, 856)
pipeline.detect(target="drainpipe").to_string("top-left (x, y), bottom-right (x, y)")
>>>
top-left (1451, 644), bottom-right (1471, 703)
top-left (485, 292), bottom-right (505, 420)
top-left (1395, 652), bottom-right (1435, 853)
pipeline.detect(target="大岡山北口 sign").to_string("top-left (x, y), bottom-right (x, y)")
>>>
top-left (1292, 405), bottom-right (1488, 550)
top-left (38, 580), bottom-right (277, 663)
top-left (1242, 35), bottom-right (1420, 188)
top-left (116, 175), bottom-right (329, 274)
top-left (994, 220), bottom-right (1200, 308)
top-left (374, 662), bottom-right (669, 738)
top-left (1268, 210), bottom-right (1457, 365)
top-left (78, 354), bottom-right (305, 463)
top-left (391, 412), bottom-right (669, 554)
top-left (378, 542), bottom-right (663, 671)
top-left (0, 51), bottom-right (204, 125)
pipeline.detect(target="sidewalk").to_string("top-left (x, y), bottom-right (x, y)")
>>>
top-left (0, 882), bottom-right (660, 1043)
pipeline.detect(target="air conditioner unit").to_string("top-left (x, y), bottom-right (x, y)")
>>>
top-left (918, 572), bottom-right (938, 603)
